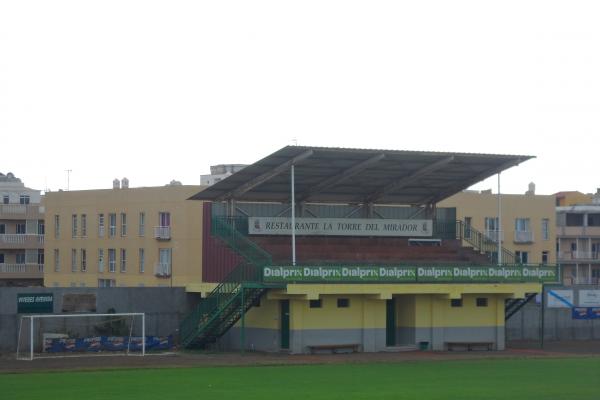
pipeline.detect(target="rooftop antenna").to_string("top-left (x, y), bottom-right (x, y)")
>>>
top-left (292, 137), bottom-right (298, 146)
top-left (66, 169), bottom-right (72, 191)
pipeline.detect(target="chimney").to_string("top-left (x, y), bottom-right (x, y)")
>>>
top-left (113, 179), bottom-right (120, 189)
top-left (121, 177), bottom-right (129, 189)
top-left (526, 182), bottom-right (535, 195)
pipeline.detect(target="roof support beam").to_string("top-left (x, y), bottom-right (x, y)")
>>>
top-left (216, 149), bottom-right (314, 201)
top-left (424, 158), bottom-right (526, 205)
top-left (294, 153), bottom-right (385, 203)
top-left (364, 156), bottom-right (455, 204)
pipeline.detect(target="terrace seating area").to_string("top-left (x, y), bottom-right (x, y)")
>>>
top-left (250, 236), bottom-right (490, 264)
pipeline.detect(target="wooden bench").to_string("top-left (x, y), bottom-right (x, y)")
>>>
top-left (445, 342), bottom-right (494, 351)
top-left (307, 344), bottom-right (360, 354)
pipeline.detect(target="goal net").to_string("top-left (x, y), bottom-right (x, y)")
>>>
top-left (16, 313), bottom-right (153, 360)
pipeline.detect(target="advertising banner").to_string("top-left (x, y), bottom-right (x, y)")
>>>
top-left (17, 293), bottom-right (54, 313)
top-left (572, 307), bottom-right (600, 320)
top-left (578, 290), bottom-right (600, 307)
top-left (547, 290), bottom-right (574, 308)
top-left (248, 217), bottom-right (433, 237)
top-left (262, 265), bottom-right (558, 283)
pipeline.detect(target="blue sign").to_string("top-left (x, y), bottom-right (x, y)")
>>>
top-left (572, 307), bottom-right (600, 320)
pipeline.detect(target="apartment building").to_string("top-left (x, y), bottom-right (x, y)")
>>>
top-left (555, 190), bottom-right (600, 284)
top-left (440, 188), bottom-right (556, 265)
top-left (0, 172), bottom-right (44, 287)
top-left (43, 183), bottom-right (205, 288)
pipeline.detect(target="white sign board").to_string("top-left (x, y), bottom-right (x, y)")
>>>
top-left (547, 290), bottom-right (574, 308)
top-left (579, 290), bottom-right (600, 307)
top-left (248, 217), bottom-right (433, 237)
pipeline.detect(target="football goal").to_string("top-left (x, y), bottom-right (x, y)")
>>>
top-left (16, 313), bottom-right (146, 361)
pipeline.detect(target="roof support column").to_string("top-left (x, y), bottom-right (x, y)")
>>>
top-left (291, 164), bottom-right (296, 266)
top-left (498, 172), bottom-right (502, 266)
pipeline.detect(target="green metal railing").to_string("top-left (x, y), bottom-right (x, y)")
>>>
top-left (180, 262), bottom-right (266, 348)
top-left (454, 220), bottom-right (517, 264)
top-left (212, 216), bottom-right (272, 267)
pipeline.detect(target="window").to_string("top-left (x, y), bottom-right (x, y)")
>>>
top-left (158, 248), bottom-right (172, 276)
top-left (0, 224), bottom-right (5, 234)
top-left (541, 219), bottom-right (549, 241)
top-left (515, 251), bottom-right (529, 264)
top-left (38, 220), bottom-right (45, 235)
top-left (0, 253), bottom-right (4, 263)
top-left (120, 213), bottom-right (127, 236)
top-left (16, 252), bottom-right (26, 264)
top-left (38, 249), bottom-right (44, 265)
top-left (309, 299), bottom-right (322, 308)
top-left (485, 217), bottom-right (499, 231)
top-left (120, 248), bottom-right (126, 272)
top-left (108, 249), bottom-right (116, 272)
top-left (16, 223), bottom-right (26, 234)
top-left (2, 195), bottom-right (8, 204)
top-left (54, 249), bottom-right (60, 271)
top-left (571, 242), bottom-right (577, 251)
top-left (337, 298), bottom-right (350, 308)
top-left (476, 298), bottom-right (488, 307)
top-left (588, 214), bottom-right (600, 227)
top-left (71, 249), bottom-right (77, 272)
top-left (72, 214), bottom-right (78, 238)
top-left (139, 248), bottom-right (145, 273)
top-left (54, 215), bottom-right (60, 238)
top-left (451, 299), bottom-right (463, 307)
top-left (109, 213), bottom-right (117, 237)
top-left (159, 212), bottom-right (171, 227)
top-left (515, 218), bottom-right (530, 232)
top-left (139, 212), bottom-right (145, 236)
top-left (98, 279), bottom-right (116, 288)
top-left (98, 249), bottom-right (104, 273)
top-left (542, 251), bottom-right (549, 265)
top-left (81, 249), bottom-right (87, 272)
top-left (19, 195), bottom-right (30, 204)
top-left (98, 214), bottom-right (105, 237)
top-left (81, 214), bottom-right (87, 237)
top-left (566, 213), bottom-right (584, 227)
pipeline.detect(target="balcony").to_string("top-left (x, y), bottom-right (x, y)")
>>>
top-left (557, 225), bottom-right (600, 237)
top-left (484, 230), bottom-right (503, 243)
top-left (0, 204), bottom-right (44, 219)
top-left (154, 262), bottom-right (171, 278)
top-left (0, 234), bottom-right (44, 249)
top-left (0, 263), bottom-right (44, 278)
top-left (514, 231), bottom-right (534, 243)
top-left (153, 226), bottom-right (171, 240)
top-left (559, 250), bottom-right (600, 262)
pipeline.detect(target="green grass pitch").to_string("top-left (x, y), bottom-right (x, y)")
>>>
top-left (2, 358), bottom-right (599, 400)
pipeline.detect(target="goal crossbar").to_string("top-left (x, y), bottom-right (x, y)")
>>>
top-left (17, 313), bottom-right (145, 361)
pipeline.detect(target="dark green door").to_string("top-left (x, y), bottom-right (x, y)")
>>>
top-left (386, 299), bottom-right (396, 347)
top-left (280, 300), bottom-right (290, 349)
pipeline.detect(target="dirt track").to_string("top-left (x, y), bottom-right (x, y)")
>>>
top-left (2, 340), bottom-right (600, 374)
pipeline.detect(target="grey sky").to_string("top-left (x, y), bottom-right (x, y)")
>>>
top-left (1, 1), bottom-right (598, 195)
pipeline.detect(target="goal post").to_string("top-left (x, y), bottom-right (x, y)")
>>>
top-left (16, 313), bottom-right (146, 361)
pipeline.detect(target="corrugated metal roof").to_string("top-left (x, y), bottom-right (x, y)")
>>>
top-left (190, 146), bottom-right (533, 205)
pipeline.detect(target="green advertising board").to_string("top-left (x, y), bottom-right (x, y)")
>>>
top-left (262, 265), bottom-right (559, 284)
top-left (17, 293), bottom-right (54, 313)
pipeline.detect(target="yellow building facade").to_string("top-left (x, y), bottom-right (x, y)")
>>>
top-left (440, 190), bottom-right (556, 265)
top-left (43, 185), bottom-right (204, 288)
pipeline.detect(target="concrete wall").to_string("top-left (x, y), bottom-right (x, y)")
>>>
top-left (0, 287), bottom-right (199, 353)
top-left (506, 285), bottom-right (600, 341)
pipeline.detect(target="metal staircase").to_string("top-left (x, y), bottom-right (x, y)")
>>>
top-left (180, 217), bottom-right (275, 349)
top-left (505, 293), bottom-right (538, 321)
top-left (454, 220), bottom-right (517, 265)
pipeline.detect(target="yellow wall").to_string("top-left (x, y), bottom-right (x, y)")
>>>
top-left (412, 294), bottom-right (504, 328)
top-left (555, 192), bottom-right (592, 206)
top-left (43, 185), bottom-right (205, 288)
top-left (440, 191), bottom-right (556, 264)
